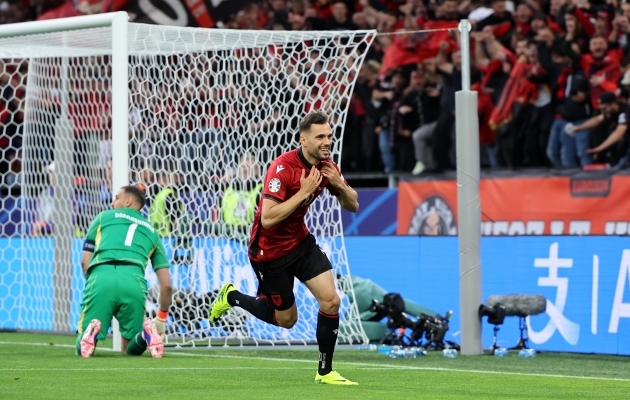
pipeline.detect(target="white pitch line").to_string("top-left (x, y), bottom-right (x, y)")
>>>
top-left (1, 340), bottom-right (629, 383)
top-left (0, 341), bottom-right (117, 352)
top-left (1, 367), bottom-right (310, 372)
top-left (175, 352), bottom-right (630, 383)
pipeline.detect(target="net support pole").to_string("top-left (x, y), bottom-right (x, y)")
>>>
top-left (52, 34), bottom-right (74, 333)
top-left (110, 12), bottom-right (130, 352)
top-left (456, 19), bottom-right (483, 355)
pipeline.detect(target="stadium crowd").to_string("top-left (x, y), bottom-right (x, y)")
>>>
top-left (2, 0), bottom-right (630, 195)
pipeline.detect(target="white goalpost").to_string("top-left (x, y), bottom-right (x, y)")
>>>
top-left (456, 20), bottom-right (482, 355)
top-left (0, 12), bottom-right (374, 348)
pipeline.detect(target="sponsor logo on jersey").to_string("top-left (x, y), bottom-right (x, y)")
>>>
top-left (276, 165), bottom-right (285, 174)
top-left (268, 178), bottom-right (281, 193)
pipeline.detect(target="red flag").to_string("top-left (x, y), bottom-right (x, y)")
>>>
top-left (473, 83), bottom-right (495, 145)
top-left (380, 36), bottom-right (422, 74)
top-left (488, 57), bottom-right (534, 131)
top-left (492, 20), bottom-right (514, 39)
top-left (415, 20), bottom-right (459, 62)
top-left (380, 20), bottom-right (458, 74)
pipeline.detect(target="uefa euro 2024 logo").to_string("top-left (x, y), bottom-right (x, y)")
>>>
top-left (527, 242), bottom-right (630, 346)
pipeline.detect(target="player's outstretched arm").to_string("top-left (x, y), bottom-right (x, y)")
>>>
top-left (153, 268), bottom-right (173, 335)
top-left (261, 167), bottom-right (322, 229)
top-left (151, 240), bottom-right (173, 335)
top-left (321, 162), bottom-right (359, 213)
top-left (155, 268), bottom-right (173, 314)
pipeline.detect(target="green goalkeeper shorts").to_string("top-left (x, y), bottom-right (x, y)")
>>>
top-left (77, 264), bottom-right (148, 341)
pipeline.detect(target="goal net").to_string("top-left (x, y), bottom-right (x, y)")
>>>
top-left (0, 15), bottom-right (374, 346)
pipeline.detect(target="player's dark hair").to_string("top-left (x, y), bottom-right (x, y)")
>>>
top-left (299, 111), bottom-right (329, 134)
top-left (122, 185), bottom-right (146, 209)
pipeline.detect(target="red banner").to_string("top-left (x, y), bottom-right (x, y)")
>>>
top-left (397, 172), bottom-right (630, 236)
top-left (39, 0), bottom-right (254, 28)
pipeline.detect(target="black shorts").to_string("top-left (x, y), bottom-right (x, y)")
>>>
top-left (249, 234), bottom-right (332, 311)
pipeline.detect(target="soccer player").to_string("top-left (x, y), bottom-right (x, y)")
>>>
top-left (210, 111), bottom-right (360, 385)
top-left (77, 185), bottom-right (173, 358)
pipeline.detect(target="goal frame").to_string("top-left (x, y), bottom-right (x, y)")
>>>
top-left (0, 12), bottom-right (130, 350)
top-left (0, 11), bottom-right (374, 350)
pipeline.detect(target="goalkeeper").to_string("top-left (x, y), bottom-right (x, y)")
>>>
top-left (77, 185), bottom-right (173, 358)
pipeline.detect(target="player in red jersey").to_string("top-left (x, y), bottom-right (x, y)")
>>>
top-left (210, 111), bottom-right (360, 385)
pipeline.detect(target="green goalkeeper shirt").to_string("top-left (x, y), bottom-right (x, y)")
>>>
top-left (84, 208), bottom-right (170, 275)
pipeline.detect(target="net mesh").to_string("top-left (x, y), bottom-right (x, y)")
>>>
top-left (0, 23), bottom-right (375, 345)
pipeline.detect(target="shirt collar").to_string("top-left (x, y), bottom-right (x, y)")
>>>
top-left (297, 147), bottom-right (314, 168)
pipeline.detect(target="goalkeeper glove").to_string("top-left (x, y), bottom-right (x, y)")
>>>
top-left (153, 309), bottom-right (168, 336)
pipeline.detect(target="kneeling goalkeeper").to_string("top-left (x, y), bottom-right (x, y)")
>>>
top-left (76, 185), bottom-right (173, 358)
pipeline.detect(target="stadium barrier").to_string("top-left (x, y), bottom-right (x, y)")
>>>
top-left (2, 235), bottom-right (630, 354)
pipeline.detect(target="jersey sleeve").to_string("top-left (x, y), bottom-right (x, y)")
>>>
top-left (82, 212), bottom-right (102, 252)
top-left (618, 109), bottom-right (628, 126)
top-left (150, 238), bottom-right (170, 271)
top-left (260, 159), bottom-right (292, 203)
top-left (325, 161), bottom-right (348, 196)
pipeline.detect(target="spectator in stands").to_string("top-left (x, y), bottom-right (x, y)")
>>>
top-left (563, 12), bottom-right (591, 55)
top-left (526, 36), bottom-right (555, 166)
top-left (565, 34), bottom-right (623, 164)
top-left (326, 0), bottom-right (359, 30)
top-left (353, 60), bottom-right (381, 171)
top-left (266, 0), bottom-right (290, 28)
top-left (472, 28), bottom-right (501, 167)
top-left (476, 0), bottom-right (514, 48)
top-left (433, 41), bottom-right (462, 172)
top-left (571, 92), bottom-right (630, 167)
top-left (615, 3), bottom-right (630, 54)
top-left (513, 3), bottom-right (534, 37)
top-left (373, 68), bottom-right (407, 173)
top-left (0, 1), bottom-right (28, 24)
top-left (487, 34), bottom-right (537, 167)
top-left (397, 69), bottom-right (440, 175)
top-left (12, 0), bottom-right (630, 178)
top-left (467, 0), bottom-right (495, 26)
top-left (547, 47), bottom-right (593, 168)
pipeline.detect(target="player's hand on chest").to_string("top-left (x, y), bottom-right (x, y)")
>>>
top-left (293, 167), bottom-right (328, 206)
top-left (295, 168), bottom-right (329, 191)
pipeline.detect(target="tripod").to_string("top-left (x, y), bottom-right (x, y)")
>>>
top-left (508, 316), bottom-right (530, 350)
top-left (491, 316), bottom-right (530, 353)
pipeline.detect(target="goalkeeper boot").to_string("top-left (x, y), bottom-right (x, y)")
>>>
top-left (142, 318), bottom-right (164, 358)
top-left (80, 319), bottom-right (101, 358)
top-left (209, 282), bottom-right (236, 323)
top-left (315, 371), bottom-right (358, 386)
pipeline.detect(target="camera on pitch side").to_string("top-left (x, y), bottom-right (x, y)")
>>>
top-left (370, 294), bottom-right (457, 349)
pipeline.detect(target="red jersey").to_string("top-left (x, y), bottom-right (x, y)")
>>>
top-left (248, 148), bottom-right (345, 261)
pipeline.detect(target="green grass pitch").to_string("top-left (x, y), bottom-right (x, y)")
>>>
top-left (1, 332), bottom-right (629, 399)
